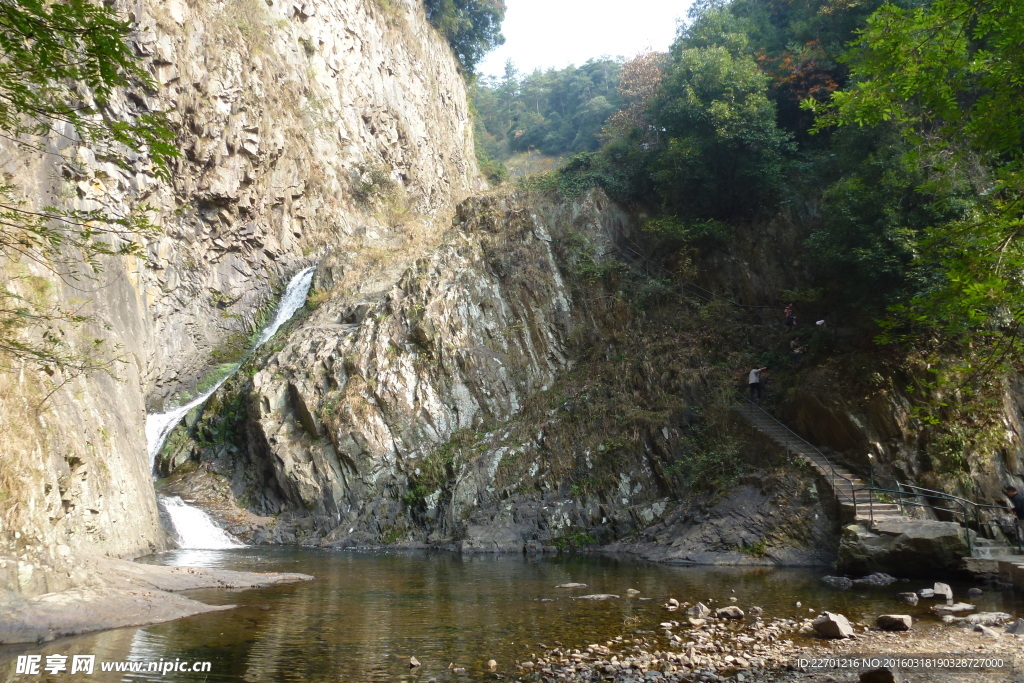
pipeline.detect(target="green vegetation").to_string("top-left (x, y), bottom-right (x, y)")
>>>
top-left (472, 59), bottom-right (623, 163)
top-left (0, 0), bottom-right (177, 377)
top-left (551, 529), bottom-right (598, 551)
top-left (423, 0), bottom-right (506, 73)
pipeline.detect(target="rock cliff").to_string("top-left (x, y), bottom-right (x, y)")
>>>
top-left (0, 0), bottom-right (480, 595)
top-left (157, 188), bottom-right (834, 562)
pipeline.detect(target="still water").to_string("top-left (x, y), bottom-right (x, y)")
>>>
top-left (3, 549), bottom-right (1021, 682)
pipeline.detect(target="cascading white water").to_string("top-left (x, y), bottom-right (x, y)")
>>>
top-left (147, 265), bottom-right (316, 550)
top-left (160, 496), bottom-right (245, 549)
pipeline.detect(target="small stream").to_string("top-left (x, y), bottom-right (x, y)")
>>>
top-left (147, 266), bottom-right (315, 549)
top-left (1, 549), bottom-right (1020, 681)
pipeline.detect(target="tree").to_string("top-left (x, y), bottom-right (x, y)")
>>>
top-left (650, 44), bottom-right (791, 220)
top-left (423, 0), bottom-right (506, 73)
top-left (0, 0), bottom-right (176, 375)
top-left (809, 0), bottom-right (1024, 378)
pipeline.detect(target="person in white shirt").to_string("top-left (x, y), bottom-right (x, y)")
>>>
top-left (748, 366), bottom-right (767, 401)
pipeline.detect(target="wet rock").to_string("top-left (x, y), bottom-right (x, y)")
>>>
top-left (715, 606), bottom-right (744, 619)
top-left (687, 602), bottom-right (711, 618)
top-left (876, 615), bottom-right (912, 631)
top-left (931, 602), bottom-right (975, 615)
top-left (812, 612), bottom-right (854, 639)
top-left (853, 572), bottom-right (896, 586)
top-left (822, 575), bottom-right (853, 589)
top-left (964, 612), bottom-right (1011, 626)
top-left (896, 592), bottom-right (919, 606)
top-left (860, 667), bottom-right (904, 683)
top-left (932, 582), bottom-right (953, 601)
top-left (575, 594), bottom-right (619, 600)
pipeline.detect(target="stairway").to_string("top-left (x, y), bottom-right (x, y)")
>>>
top-left (735, 402), bottom-right (903, 524)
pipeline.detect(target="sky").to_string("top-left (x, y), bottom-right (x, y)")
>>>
top-left (477, 0), bottom-right (697, 80)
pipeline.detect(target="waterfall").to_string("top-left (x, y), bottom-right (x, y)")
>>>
top-left (159, 496), bottom-right (245, 549)
top-left (147, 265), bottom-right (316, 550)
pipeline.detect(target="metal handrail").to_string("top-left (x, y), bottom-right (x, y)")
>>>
top-left (737, 393), bottom-right (859, 505)
top-left (862, 483), bottom-right (1019, 555)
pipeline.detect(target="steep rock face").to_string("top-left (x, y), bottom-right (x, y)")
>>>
top-left (162, 189), bottom-right (833, 562)
top-left (241, 191), bottom-right (599, 541)
top-left (0, 0), bottom-right (479, 593)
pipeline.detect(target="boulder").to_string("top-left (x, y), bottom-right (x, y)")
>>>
top-left (853, 572), bottom-right (897, 586)
top-left (687, 602), bottom-right (711, 618)
top-left (812, 612), bottom-right (854, 639)
top-left (838, 521), bottom-right (970, 577)
top-left (822, 576), bottom-right (853, 589)
top-left (931, 602), bottom-right (975, 616)
top-left (895, 592), bottom-right (919, 606)
top-left (715, 606), bottom-right (744, 619)
top-left (964, 612), bottom-right (1011, 626)
top-left (876, 614), bottom-right (912, 631)
top-left (860, 667), bottom-right (903, 683)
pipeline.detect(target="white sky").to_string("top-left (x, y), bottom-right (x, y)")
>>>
top-left (477, 0), bottom-right (696, 80)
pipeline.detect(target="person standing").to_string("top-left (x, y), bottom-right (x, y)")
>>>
top-left (748, 366), bottom-right (767, 401)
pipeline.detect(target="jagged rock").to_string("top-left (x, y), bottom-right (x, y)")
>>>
top-left (821, 576), bottom-right (853, 589)
top-left (812, 612), bottom-right (854, 639)
top-left (687, 602), bottom-right (711, 618)
top-left (876, 615), bottom-right (912, 631)
top-left (838, 521), bottom-right (970, 577)
top-left (852, 572), bottom-right (896, 586)
top-left (715, 606), bottom-right (744, 619)
top-left (964, 612), bottom-right (1011, 626)
top-left (896, 592), bottom-right (919, 606)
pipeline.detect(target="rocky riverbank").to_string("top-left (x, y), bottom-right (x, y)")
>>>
top-left (0, 557), bottom-right (311, 644)
top-left (518, 610), bottom-right (1022, 682)
top-left (503, 573), bottom-right (1022, 682)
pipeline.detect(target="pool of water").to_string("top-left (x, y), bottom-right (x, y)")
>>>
top-left (3, 549), bottom-right (1020, 681)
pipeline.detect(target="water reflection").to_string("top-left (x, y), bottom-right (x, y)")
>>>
top-left (3, 549), bottom-right (1021, 682)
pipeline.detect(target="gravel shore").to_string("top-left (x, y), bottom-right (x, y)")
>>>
top-left (514, 610), bottom-right (1023, 682)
